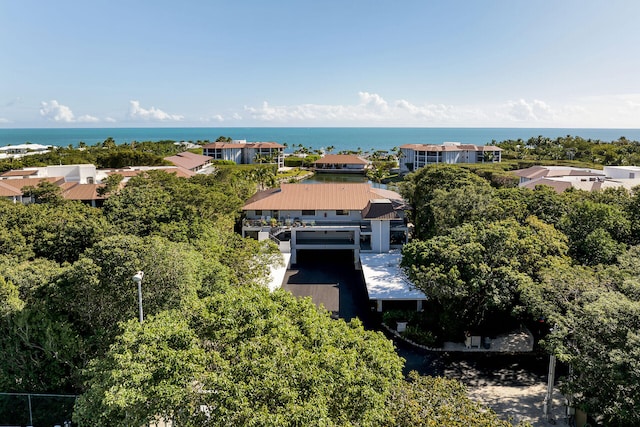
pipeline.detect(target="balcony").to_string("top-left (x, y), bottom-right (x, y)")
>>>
top-left (243, 218), bottom-right (371, 232)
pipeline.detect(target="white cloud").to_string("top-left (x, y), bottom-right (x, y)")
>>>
top-left (237, 92), bottom-right (640, 127)
top-left (31, 93), bottom-right (636, 128)
top-left (358, 91), bottom-right (389, 112)
top-left (128, 100), bottom-right (183, 121)
top-left (502, 99), bottom-right (556, 122)
top-left (40, 100), bottom-right (76, 122)
top-left (0, 118), bottom-right (10, 123)
top-left (77, 114), bottom-right (100, 123)
top-left (243, 93), bottom-right (484, 125)
top-left (39, 100), bottom-right (104, 124)
top-left (203, 114), bottom-right (225, 122)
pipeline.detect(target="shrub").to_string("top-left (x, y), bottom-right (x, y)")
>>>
top-left (402, 325), bottom-right (437, 347)
top-left (284, 157), bottom-right (303, 167)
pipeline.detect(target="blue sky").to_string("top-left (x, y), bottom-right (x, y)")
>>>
top-left (1, 0), bottom-right (639, 128)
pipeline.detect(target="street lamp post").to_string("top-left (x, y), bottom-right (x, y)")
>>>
top-left (132, 271), bottom-right (144, 323)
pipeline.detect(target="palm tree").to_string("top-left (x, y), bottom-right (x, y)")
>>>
top-left (367, 164), bottom-right (391, 184)
top-left (102, 137), bottom-right (116, 149)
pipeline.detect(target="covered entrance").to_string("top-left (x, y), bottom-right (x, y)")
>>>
top-left (282, 250), bottom-right (370, 321)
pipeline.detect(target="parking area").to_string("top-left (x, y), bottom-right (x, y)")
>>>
top-left (282, 250), bottom-right (371, 322)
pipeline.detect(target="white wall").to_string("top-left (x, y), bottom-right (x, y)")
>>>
top-left (604, 166), bottom-right (640, 179)
top-left (370, 220), bottom-right (390, 252)
top-left (44, 165), bottom-right (96, 183)
top-left (400, 148), bottom-right (414, 172)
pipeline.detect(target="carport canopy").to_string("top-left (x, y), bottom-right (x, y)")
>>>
top-left (359, 251), bottom-right (427, 312)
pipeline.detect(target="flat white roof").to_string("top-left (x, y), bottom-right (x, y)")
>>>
top-left (0, 144), bottom-right (52, 151)
top-left (360, 252), bottom-right (427, 300)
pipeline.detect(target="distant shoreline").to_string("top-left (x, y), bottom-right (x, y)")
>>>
top-left (2, 127), bottom-right (639, 154)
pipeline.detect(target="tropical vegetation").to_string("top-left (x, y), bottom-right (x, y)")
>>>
top-left (0, 141), bottom-right (522, 426)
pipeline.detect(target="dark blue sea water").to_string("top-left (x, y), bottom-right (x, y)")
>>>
top-left (1, 127), bottom-right (639, 153)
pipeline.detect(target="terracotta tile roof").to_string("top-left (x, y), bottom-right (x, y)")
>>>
top-left (243, 183), bottom-right (403, 211)
top-left (164, 151), bottom-right (212, 170)
top-left (0, 177), bottom-right (65, 189)
top-left (1, 169), bottom-right (39, 177)
top-left (400, 143), bottom-right (502, 152)
top-left (0, 177), bottom-right (66, 197)
top-left (202, 141), bottom-right (284, 149)
top-left (314, 154), bottom-right (369, 165)
top-left (399, 143), bottom-right (443, 150)
top-left (202, 142), bottom-right (247, 149)
top-left (61, 183), bottom-right (106, 200)
top-left (0, 181), bottom-right (23, 197)
top-left (521, 179), bottom-right (573, 193)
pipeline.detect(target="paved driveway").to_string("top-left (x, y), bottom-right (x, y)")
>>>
top-left (282, 250), bottom-right (371, 322)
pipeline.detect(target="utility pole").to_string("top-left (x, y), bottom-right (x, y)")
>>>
top-left (543, 354), bottom-right (556, 420)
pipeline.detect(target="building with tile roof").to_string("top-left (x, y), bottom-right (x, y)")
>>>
top-left (242, 183), bottom-right (409, 266)
top-left (0, 180), bottom-right (24, 203)
top-left (513, 166), bottom-right (605, 185)
top-left (243, 183), bottom-right (425, 312)
top-left (0, 164), bottom-right (195, 205)
top-left (0, 177), bottom-right (65, 204)
top-left (59, 182), bottom-right (106, 207)
top-left (514, 165), bottom-right (640, 193)
top-left (313, 154), bottom-right (370, 174)
top-left (1, 164), bottom-right (97, 183)
top-left (202, 140), bottom-right (285, 168)
top-left (164, 151), bottom-right (213, 172)
top-left (399, 142), bottom-right (502, 173)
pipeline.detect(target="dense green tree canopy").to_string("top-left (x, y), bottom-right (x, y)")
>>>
top-left (526, 258), bottom-right (640, 425)
top-left (74, 286), bottom-right (523, 426)
top-left (402, 162), bottom-right (640, 424)
top-left (16, 137), bottom-right (640, 424)
top-left (400, 164), bottom-right (491, 239)
top-left (496, 134), bottom-right (640, 165)
top-left (388, 372), bottom-right (517, 427)
top-left (402, 217), bottom-right (568, 336)
top-left (74, 286), bottom-right (405, 426)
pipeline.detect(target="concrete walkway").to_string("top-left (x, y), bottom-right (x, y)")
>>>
top-left (468, 384), bottom-right (568, 427)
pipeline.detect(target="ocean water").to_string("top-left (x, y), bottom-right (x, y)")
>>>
top-left (1, 127), bottom-right (639, 154)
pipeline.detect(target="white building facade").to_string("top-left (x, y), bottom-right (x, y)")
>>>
top-left (241, 183), bottom-right (409, 268)
top-left (202, 140), bottom-right (285, 168)
top-left (399, 142), bottom-right (502, 173)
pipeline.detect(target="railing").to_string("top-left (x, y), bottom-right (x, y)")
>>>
top-left (243, 219), bottom-right (371, 230)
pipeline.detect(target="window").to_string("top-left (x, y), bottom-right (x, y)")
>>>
top-left (301, 210), bottom-right (315, 216)
top-left (336, 210), bottom-right (349, 216)
top-left (255, 210), bottom-right (262, 216)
